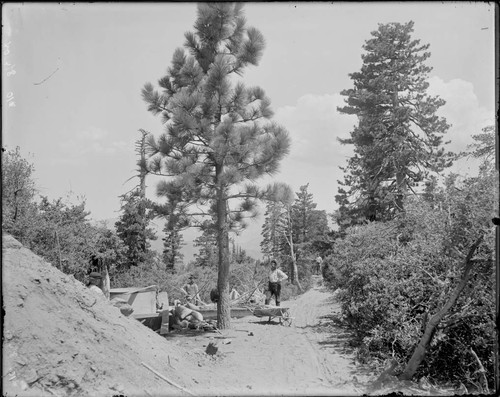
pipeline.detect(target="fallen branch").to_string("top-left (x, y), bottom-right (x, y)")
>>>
top-left (141, 362), bottom-right (196, 396)
top-left (470, 348), bottom-right (489, 394)
top-left (399, 235), bottom-right (484, 380)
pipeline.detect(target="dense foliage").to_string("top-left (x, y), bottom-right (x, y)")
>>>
top-left (326, 130), bottom-right (497, 389)
top-left (2, 148), bottom-right (126, 282)
top-left (336, 21), bottom-right (452, 228)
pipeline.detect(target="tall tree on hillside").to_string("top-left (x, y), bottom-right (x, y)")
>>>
top-left (292, 184), bottom-right (316, 244)
top-left (162, 220), bottom-right (184, 271)
top-left (115, 130), bottom-right (157, 267)
top-left (261, 183), bottom-right (302, 291)
top-left (260, 200), bottom-right (288, 258)
top-left (291, 184), bottom-right (329, 245)
top-left (141, 3), bottom-right (290, 328)
top-left (194, 223), bottom-right (218, 267)
top-left (115, 190), bottom-right (157, 268)
top-left (290, 184), bottom-right (330, 260)
top-left (336, 21), bottom-right (452, 228)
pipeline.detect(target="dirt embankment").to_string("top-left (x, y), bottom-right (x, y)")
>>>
top-left (3, 233), bottom-right (377, 396)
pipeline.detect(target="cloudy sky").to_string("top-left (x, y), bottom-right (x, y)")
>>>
top-left (2, 2), bottom-right (496, 257)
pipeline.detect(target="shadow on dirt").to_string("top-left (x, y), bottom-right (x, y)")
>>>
top-left (164, 329), bottom-right (222, 339)
top-left (250, 319), bottom-right (284, 326)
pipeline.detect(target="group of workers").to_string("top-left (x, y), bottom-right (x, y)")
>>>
top-left (182, 257), bottom-right (293, 308)
top-left (87, 254), bottom-right (325, 314)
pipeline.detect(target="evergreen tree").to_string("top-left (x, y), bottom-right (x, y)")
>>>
top-left (162, 221), bottom-right (184, 271)
top-left (142, 3), bottom-right (290, 328)
top-left (260, 200), bottom-right (288, 258)
top-left (115, 130), bottom-right (157, 268)
top-left (193, 223), bottom-right (218, 267)
top-left (261, 183), bottom-right (302, 290)
top-left (290, 184), bottom-right (330, 259)
top-left (291, 184), bottom-right (317, 245)
top-left (115, 190), bottom-right (156, 268)
top-left (336, 21), bottom-right (452, 228)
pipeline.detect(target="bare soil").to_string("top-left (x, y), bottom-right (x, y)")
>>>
top-left (3, 233), bottom-right (445, 396)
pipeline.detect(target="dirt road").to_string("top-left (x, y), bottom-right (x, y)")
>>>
top-left (170, 276), bottom-right (371, 396)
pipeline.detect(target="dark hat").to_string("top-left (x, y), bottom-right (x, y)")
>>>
top-left (89, 272), bottom-right (102, 279)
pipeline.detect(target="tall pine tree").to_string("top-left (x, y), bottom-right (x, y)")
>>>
top-left (291, 184), bottom-right (317, 245)
top-left (141, 3), bottom-right (290, 328)
top-left (336, 21), bottom-right (452, 228)
top-left (260, 200), bottom-right (288, 258)
top-left (115, 130), bottom-right (157, 267)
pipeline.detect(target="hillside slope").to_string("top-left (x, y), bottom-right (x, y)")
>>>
top-left (2, 233), bottom-right (200, 397)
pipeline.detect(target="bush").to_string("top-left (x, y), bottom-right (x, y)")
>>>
top-left (328, 170), bottom-right (496, 389)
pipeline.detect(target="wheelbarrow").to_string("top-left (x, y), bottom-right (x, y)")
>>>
top-left (249, 305), bottom-right (294, 326)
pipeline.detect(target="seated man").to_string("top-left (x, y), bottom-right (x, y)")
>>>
top-left (172, 300), bottom-right (204, 329)
top-left (182, 275), bottom-right (201, 305)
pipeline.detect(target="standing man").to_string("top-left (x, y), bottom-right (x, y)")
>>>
top-left (265, 259), bottom-right (288, 306)
top-left (315, 255), bottom-right (323, 276)
top-left (183, 275), bottom-right (201, 305)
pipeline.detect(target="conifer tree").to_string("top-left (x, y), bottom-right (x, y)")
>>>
top-left (261, 183), bottom-right (302, 290)
top-left (115, 190), bottom-right (156, 268)
top-left (193, 223), bottom-right (218, 267)
top-left (260, 200), bottom-right (288, 258)
top-left (142, 3), bottom-right (290, 328)
top-left (336, 21), bottom-right (452, 228)
top-left (291, 184), bottom-right (317, 245)
top-left (115, 130), bottom-right (157, 267)
top-left (162, 221), bottom-right (184, 271)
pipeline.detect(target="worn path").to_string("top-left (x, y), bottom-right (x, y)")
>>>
top-left (174, 276), bottom-right (371, 396)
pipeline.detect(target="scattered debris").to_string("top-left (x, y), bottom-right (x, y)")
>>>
top-left (205, 342), bottom-right (218, 356)
top-left (141, 362), bottom-right (196, 396)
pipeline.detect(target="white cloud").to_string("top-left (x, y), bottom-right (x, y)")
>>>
top-left (55, 126), bottom-right (132, 164)
top-left (427, 76), bottom-right (495, 152)
top-left (258, 94), bottom-right (358, 215)
top-left (274, 93), bottom-right (357, 166)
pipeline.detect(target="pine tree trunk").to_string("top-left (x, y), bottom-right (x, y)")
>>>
top-left (54, 230), bottom-right (62, 269)
top-left (286, 207), bottom-right (302, 292)
top-left (216, 163), bottom-right (231, 329)
top-left (399, 236), bottom-right (483, 380)
top-left (138, 130), bottom-right (148, 254)
top-left (395, 170), bottom-right (406, 212)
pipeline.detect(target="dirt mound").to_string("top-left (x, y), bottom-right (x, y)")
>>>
top-left (2, 233), bottom-right (199, 397)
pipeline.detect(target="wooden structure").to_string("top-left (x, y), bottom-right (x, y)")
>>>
top-left (110, 285), bottom-right (166, 332)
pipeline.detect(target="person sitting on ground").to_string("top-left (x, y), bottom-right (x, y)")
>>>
top-left (87, 272), bottom-right (106, 298)
top-left (172, 300), bottom-right (204, 329)
top-left (265, 259), bottom-right (288, 307)
top-left (182, 275), bottom-right (201, 305)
